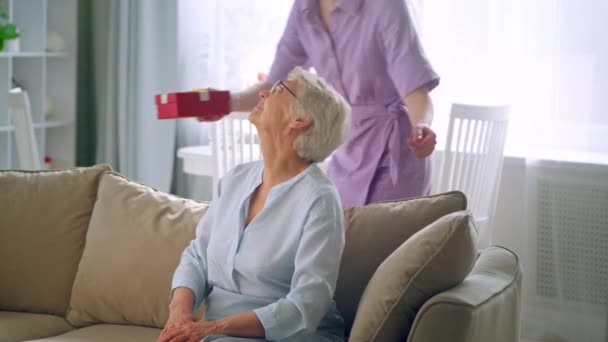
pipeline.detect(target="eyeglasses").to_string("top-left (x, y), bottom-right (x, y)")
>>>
top-left (269, 80), bottom-right (297, 98)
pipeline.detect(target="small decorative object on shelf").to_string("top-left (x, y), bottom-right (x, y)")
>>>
top-left (12, 77), bottom-right (23, 89)
top-left (0, 5), bottom-right (19, 52)
top-left (44, 156), bottom-right (53, 170)
top-left (46, 31), bottom-right (66, 52)
top-left (45, 96), bottom-right (55, 119)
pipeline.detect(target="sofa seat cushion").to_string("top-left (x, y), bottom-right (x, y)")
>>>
top-left (0, 311), bottom-right (73, 342)
top-left (0, 165), bottom-right (111, 316)
top-left (25, 324), bottom-right (161, 342)
top-left (335, 191), bottom-right (467, 332)
top-left (349, 211), bottom-right (478, 342)
top-left (66, 172), bottom-right (209, 329)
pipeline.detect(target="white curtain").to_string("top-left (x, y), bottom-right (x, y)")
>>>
top-left (173, 0), bottom-right (293, 200)
top-left (172, 0), bottom-right (215, 200)
top-left (419, 1), bottom-right (608, 340)
top-left (94, 0), bottom-right (177, 192)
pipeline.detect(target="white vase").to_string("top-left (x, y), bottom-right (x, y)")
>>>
top-left (7, 38), bottom-right (19, 52)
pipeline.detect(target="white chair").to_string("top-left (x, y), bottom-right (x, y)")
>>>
top-left (8, 88), bottom-right (41, 170)
top-left (178, 112), bottom-right (262, 194)
top-left (433, 103), bottom-right (510, 248)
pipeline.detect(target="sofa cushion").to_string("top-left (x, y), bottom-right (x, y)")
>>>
top-left (25, 324), bottom-right (161, 342)
top-left (0, 311), bottom-right (74, 342)
top-left (334, 191), bottom-right (467, 332)
top-left (349, 211), bottom-right (478, 342)
top-left (0, 165), bottom-right (111, 316)
top-left (66, 172), bottom-right (208, 329)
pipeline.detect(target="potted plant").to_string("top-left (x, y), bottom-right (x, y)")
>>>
top-left (0, 6), bottom-right (19, 52)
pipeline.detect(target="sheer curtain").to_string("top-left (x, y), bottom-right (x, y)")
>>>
top-left (173, 0), bottom-right (293, 200)
top-left (94, 0), bottom-right (177, 191)
top-left (419, 1), bottom-right (608, 340)
top-left (420, 0), bottom-right (608, 158)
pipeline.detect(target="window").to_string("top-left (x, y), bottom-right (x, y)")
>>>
top-left (178, 0), bottom-right (293, 91)
top-left (420, 0), bottom-right (608, 158)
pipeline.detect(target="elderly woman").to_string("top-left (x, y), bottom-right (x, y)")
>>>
top-left (158, 67), bottom-right (351, 342)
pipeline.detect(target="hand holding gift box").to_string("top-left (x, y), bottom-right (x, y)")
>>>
top-left (155, 89), bottom-right (231, 120)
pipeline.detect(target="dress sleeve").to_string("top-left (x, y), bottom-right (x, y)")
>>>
top-left (267, 4), bottom-right (309, 84)
top-left (253, 192), bottom-right (345, 341)
top-left (380, 0), bottom-right (440, 98)
top-left (171, 178), bottom-right (223, 311)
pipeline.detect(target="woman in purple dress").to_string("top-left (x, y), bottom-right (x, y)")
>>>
top-left (210, 0), bottom-right (439, 208)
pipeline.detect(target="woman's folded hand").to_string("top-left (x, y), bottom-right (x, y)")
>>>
top-left (158, 318), bottom-right (219, 342)
top-left (158, 308), bottom-right (197, 342)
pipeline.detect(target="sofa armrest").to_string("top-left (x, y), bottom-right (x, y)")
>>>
top-left (407, 246), bottom-right (522, 342)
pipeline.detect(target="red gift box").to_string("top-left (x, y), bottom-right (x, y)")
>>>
top-left (155, 89), bottom-right (231, 119)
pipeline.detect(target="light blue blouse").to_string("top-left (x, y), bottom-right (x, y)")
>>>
top-left (172, 161), bottom-right (345, 341)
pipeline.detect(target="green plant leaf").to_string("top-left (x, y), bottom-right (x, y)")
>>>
top-left (1, 24), bottom-right (19, 39)
top-left (0, 39), bottom-right (4, 51)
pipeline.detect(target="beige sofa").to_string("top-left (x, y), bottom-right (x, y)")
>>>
top-left (0, 165), bottom-right (522, 342)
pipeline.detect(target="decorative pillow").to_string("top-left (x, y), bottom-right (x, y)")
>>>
top-left (335, 191), bottom-right (467, 332)
top-left (349, 211), bottom-right (479, 341)
top-left (66, 172), bottom-right (208, 328)
top-left (0, 164), bottom-right (111, 316)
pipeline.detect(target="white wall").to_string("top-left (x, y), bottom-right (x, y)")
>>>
top-left (492, 156), bottom-right (528, 257)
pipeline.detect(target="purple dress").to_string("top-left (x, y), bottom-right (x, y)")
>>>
top-left (268, 0), bottom-right (439, 208)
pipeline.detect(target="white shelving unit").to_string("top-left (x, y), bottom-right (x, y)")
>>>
top-left (0, 0), bottom-right (77, 169)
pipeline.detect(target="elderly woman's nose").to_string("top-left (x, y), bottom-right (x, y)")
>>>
top-left (260, 90), bottom-right (269, 99)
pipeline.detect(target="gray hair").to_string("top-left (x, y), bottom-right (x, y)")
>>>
top-left (287, 67), bottom-right (351, 163)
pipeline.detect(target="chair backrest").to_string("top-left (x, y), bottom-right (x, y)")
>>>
top-left (8, 89), bottom-right (41, 170)
top-left (211, 112), bottom-right (262, 179)
top-left (435, 103), bottom-right (510, 246)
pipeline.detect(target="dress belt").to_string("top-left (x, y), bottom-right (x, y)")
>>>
top-left (349, 102), bottom-right (405, 187)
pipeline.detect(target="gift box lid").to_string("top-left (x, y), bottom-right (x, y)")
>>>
top-left (154, 89), bottom-right (228, 105)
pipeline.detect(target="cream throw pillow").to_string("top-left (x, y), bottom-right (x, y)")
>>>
top-left (0, 165), bottom-right (111, 316)
top-left (349, 211), bottom-right (479, 341)
top-left (66, 172), bottom-right (208, 328)
top-left (335, 191), bottom-right (467, 332)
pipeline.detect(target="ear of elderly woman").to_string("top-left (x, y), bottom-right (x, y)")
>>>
top-left (158, 67), bottom-right (351, 342)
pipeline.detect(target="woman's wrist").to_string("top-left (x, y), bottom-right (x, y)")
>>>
top-left (230, 82), bottom-right (272, 112)
top-left (169, 304), bottom-right (190, 315)
top-left (415, 122), bottom-right (431, 129)
top-left (209, 319), bottom-right (227, 335)
top-left (168, 298), bottom-right (193, 315)
top-left (169, 287), bottom-right (195, 312)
